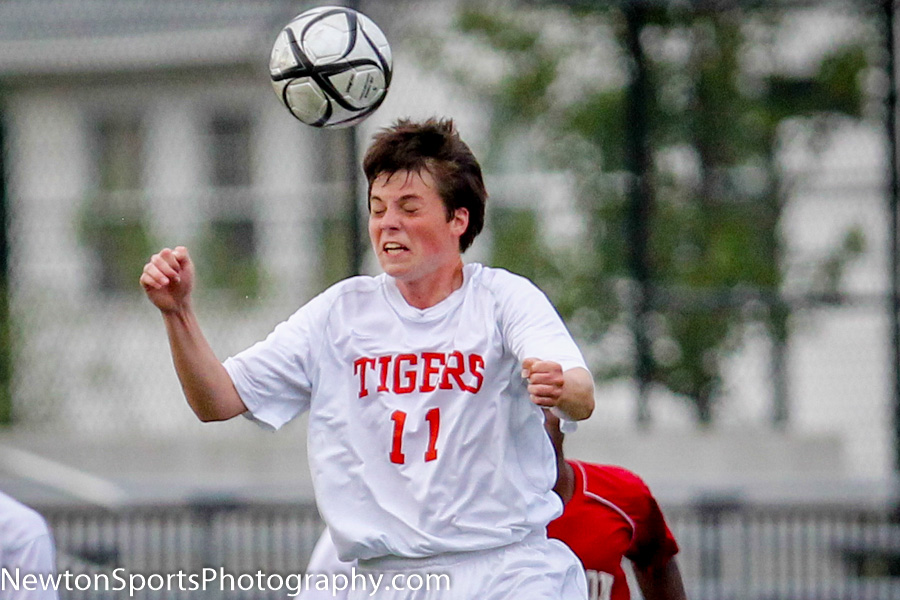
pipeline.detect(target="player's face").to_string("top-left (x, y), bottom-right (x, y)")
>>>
top-left (368, 169), bottom-right (468, 287)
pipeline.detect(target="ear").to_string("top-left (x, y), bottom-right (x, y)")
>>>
top-left (451, 207), bottom-right (469, 237)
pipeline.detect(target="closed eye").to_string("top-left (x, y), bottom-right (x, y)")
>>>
top-left (399, 200), bottom-right (422, 214)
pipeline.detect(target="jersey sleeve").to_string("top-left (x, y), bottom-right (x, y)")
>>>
top-left (620, 470), bottom-right (680, 569)
top-left (9, 533), bottom-right (59, 600)
top-left (0, 494), bottom-right (59, 600)
top-left (224, 291), bottom-right (331, 431)
top-left (492, 270), bottom-right (587, 372)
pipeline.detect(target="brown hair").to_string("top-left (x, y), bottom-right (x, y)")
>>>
top-left (363, 118), bottom-right (486, 252)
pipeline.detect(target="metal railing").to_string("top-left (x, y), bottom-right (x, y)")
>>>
top-left (29, 500), bottom-right (900, 600)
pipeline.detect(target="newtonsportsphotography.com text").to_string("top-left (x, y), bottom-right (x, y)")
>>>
top-left (1, 566), bottom-right (451, 597)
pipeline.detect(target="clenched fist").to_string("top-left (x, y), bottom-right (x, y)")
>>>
top-left (140, 246), bottom-right (195, 313)
top-left (521, 357), bottom-right (565, 408)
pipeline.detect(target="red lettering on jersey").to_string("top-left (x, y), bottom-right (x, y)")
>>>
top-left (439, 351), bottom-right (473, 392)
top-left (356, 351), bottom-right (485, 398)
top-left (377, 355), bottom-right (392, 392)
top-left (353, 357), bottom-right (375, 398)
top-left (394, 354), bottom-right (418, 394)
top-left (390, 410), bottom-right (406, 464)
top-left (424, 407), bottom-right (440, 461)
top-left (421, 353), bottom-right (445, 392)
top-left (468, 354), bottom-right (485, 393)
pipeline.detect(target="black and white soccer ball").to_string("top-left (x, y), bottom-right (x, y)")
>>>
top-left (269, 6), bottom-right (393, 128)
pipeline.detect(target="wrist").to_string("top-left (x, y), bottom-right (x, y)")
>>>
top-left (160, 300), bottom-right (194, 323)
top-left (550, 406), bottom-right (579, 432)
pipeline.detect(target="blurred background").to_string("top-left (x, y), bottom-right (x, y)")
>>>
top-left (0, 0), bottom-right (895, 597)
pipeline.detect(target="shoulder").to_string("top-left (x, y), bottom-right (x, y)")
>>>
top-left (318, 275), bottom-right (384, 302)
top-left (470, 263), bottom-right (539, 291)
top-left (467, 264), bottom-right (547, 305)
top-left (570, 461), bottom-right (657, 517)
top-left (578, 462), bottom-right (652, 495)
top-left (0, 493), bottom-right (51, 551)
top-left (293, 275), bottom-right (385, 319)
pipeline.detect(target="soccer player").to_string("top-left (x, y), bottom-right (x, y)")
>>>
top-left (0, 491), bottom-right (60, 600)
top-left (301, 411), bottom-right (687, 600)
top-left (545, 411), bottom-right (687, 600)
top-left (140, 118), bottom-right (594, 598)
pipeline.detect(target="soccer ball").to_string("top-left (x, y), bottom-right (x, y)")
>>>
top-left (269, 6), bottom-right (392, 128)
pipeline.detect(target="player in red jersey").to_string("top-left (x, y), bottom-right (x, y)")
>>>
top-left (545, 410), bottom-right (688, 600)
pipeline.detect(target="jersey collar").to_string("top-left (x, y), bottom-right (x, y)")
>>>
top-left (381, 263), bottom-right (474, 322)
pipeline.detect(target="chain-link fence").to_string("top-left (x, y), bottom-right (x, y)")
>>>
top-left (0, 0), bottom-right (891, 467)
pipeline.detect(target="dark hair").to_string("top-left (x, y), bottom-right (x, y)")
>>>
top-left (363, 117), bottom-right (486, 252)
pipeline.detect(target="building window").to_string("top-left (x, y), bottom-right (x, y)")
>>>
top-left (198, 112), bottom-right (261, 300)
top-left (82, 115), bottom-right (154, 295)
top-left (209, 114), bottom-right (252, 187)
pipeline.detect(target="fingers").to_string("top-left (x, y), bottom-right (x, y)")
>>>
top-left (172, 246), bottom-right (190, 266)
top-left (522, 358), bottom-right (563, 382)
top-left (140, 247), bottom-right (188, 290)
top-left (521, 357), bottom-right (537, 376)
top-left (522, 358), bottom-right (564, 407)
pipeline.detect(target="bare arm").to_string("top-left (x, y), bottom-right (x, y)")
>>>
top-left (633, 558), bottom-right (688, 600)
top-left (140, 247), bottom-right (246, 422)
top-left (522, 359), bottom-right (594, 421)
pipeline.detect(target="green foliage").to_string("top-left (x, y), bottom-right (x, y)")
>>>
top-left (457, 9), bottom-right (542, 53)
top-left (769, 45), bottom-right (868, 120)
top-left (319, 214), bottom-right (354, 289)
top-left (452, 2), bottom-right (872, 423)
top-left (79, 201), bottom-right (156, 296)
top-left (489, 206), bottom-right (564, 284)
top-left (812, 226), bottom-right (867, 300)
top-left (196, 219), bottom-right (264, 303)
top-left (563, 90), bottom-right (628, 171)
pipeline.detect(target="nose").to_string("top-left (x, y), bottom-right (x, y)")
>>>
top-left (379, 205), bottom-right (402, 230)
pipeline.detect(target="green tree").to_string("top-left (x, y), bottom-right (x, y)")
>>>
top-left (435, 2), bottom-right (870, 424)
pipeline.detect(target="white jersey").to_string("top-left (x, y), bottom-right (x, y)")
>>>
top-left (301, 529), bottom-right (350, 600)
top-left (301, 528), bottom-right (587, 600)
top-left (224, 263), bottom-right (588, 561)
top-left (0, 492), bottom-right (58, 600)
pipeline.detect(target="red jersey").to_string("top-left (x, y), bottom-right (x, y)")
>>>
top-left (547, 460), bottom-right (679, 600)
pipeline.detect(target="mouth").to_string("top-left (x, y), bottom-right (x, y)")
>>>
top-left (382, 242), bottom-right (409, 255)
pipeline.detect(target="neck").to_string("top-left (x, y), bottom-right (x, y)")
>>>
top-left (396, 259), bottom-right (465, 309)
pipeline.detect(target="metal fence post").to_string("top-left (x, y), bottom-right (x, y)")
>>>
top-left (623, 0), bottom-right (655, 428)
top-left (0, 104), bottom-right (10, 426)
top-left (884, 0), bottom-right (900, 477)
top-left (346, 0), bottom-right (364, 277)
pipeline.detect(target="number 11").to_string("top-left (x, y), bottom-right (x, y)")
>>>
top-left (390, 408), bottom-right (440, 465)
